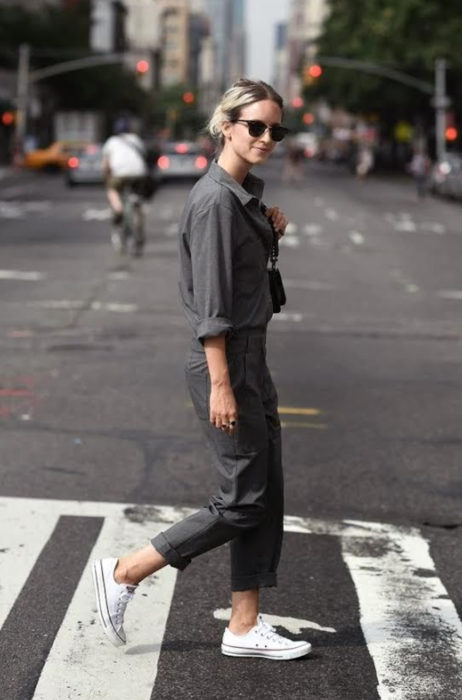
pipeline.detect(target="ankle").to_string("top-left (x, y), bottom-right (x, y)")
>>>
top-left (114, 559), bottom-right (138, 586)
top-left (228, 616), bottom-right (258, 636)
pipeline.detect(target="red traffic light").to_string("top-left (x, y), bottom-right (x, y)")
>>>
top-left (446, 126), bottom-right (458, 141)
top-left (303, 112), bottom-right (314, 125)
top-left (291, 96), bottom-right (304, 109)
top-left (182, 92), bottom-right (195, 105)
top-left (2, 111), bottom-right (14, 126)
top-left (308, 64), bottom-right (323, 79)
top-left (136, 60), bottom-right (149, 74)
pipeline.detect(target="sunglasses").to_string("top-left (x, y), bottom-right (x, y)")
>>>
top-left (233, 119), bottom-right (289, 142)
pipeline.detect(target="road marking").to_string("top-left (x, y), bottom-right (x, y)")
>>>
top-left (1, 496), bottom-right (461, 700)
top-left (421, 222), bottom-right (446, 235)
top-left (0, 201), bottom-right (24, 218)
top-left (278, 407), bottom-right (322, 416)
top-left (273, 311), bottom-right (303, 323)
top-left (325, 208), bottom-right (339, 221)
top-left (0, 270), bottom-right (45, 281)
top-left (437, 290), bottom-right (462, 300)
top-left (82, 208), bottom-right (111, 221)
top-left (342, 531), bottom-right (462, 699)
top-left (303, 223), bottom-right (323, 237)
top-left (280, 421), bottom-right (327, 429)
top-left (28, 300), bottom-right (139, 313)
top-left (279, 235), bottom-right (300, 248)
top-left (213, 608), bottom-right (337, 634)
top-left (349, 231), bottom-right (365, 246)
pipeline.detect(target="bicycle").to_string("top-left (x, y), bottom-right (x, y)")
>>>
top-left (111, 179), bottom-right (145, 257)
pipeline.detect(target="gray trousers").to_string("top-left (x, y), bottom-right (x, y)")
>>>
top-left (151, 331), bottom-right (284, 591)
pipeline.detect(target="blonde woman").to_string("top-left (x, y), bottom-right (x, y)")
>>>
top-left (92, 79), bottom-right (312, 661)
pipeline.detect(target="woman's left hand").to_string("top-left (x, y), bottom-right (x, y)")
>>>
top-left (265, 207), bottom-right (288, 238)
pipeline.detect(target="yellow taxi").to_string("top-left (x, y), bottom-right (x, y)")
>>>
top-left (23, 140), bottom-right (89, 170)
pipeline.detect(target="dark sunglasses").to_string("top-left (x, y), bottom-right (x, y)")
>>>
top-left (233, 119), bottom-right (289, 142)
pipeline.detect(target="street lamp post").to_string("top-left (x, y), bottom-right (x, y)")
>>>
top-left (433, 59), bottom-right (449, 162)
top-left (14, 44), bottom-right (30, 163)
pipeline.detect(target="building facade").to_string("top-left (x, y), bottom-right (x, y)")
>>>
top-left (286, 0), bottom-right (329, 100)
top-left (159, 0), bottom-right (190, 86)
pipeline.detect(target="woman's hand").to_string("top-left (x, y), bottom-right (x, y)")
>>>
top-left (209, 382), bottom-right (238, 436)
top-left (265, 206), bottom-right (288, 238)
top-left (203, 335), bottom-right (237, 436)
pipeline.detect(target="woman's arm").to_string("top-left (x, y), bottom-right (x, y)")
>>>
top-left (204, 335), bottom-right (237, 435)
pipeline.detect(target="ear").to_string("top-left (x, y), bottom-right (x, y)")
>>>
top-left (221, 120), bottom-right (233, 141)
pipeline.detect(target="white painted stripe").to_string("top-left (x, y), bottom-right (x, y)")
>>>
top-left (91, 301), bottom-right (139, 313)
top-left (33, 515), bottom-right (177, 700)
top-left (0, 269), bottom-right (45, 281)
top-left (0, 499), bottom-right (59, 630)
top-left (342, 532), bottom-right (462, 699)
top-left (0, 496), bottom-right (425, 541)
top-left (437, 290), bottom-right (462, 301)
top-left (82, 208), bottom-right (111, 221)
top-left (284, 279), bottom-right (335, 291)
top-left (273, 311), bottom-right (303, 323)
top-left (349, 231), bottom-right (365, 245)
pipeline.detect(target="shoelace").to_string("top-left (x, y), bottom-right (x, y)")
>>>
top-left (257, 617), bottom-right (291, 646)
top-left (115, 587), bottom-right (135, 626)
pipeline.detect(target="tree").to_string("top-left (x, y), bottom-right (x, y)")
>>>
top-left (0, 2), bottom-right (147, 117)
top-left (311, 0), bottom-right (462, 130)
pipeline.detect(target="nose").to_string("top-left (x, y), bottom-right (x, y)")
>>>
top-left (261, 128), bottom-right (272, 145)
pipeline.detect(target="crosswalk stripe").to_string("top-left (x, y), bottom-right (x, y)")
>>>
top-left (32, 514), bottom-right (177, 700)
top-left (343, 531), bottom-right (462, 700)
top-left (0, 496), bottom-right (461, 700)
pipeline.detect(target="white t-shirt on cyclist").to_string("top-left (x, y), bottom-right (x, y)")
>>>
top-left (102, 134), bottom-right (147, 177)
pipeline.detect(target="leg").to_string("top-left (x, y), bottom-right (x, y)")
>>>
top-left (115, 544), bottom-right (167, 585)
top-left (229, 357), bottom-right (284, 592)
top-left (229, 588), bottom-right (259, 634)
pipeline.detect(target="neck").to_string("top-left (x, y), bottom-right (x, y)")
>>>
top-left (217, 147), bottom-right (250, 185)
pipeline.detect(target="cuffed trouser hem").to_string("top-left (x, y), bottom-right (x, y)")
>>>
top-left (231, 572), bottom-right (277, 592)
top-left (151, 532), bottom-right (190, 571)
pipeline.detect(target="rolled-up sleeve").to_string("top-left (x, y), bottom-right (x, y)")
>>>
top-left (190, 203), bottom-right (234, 341)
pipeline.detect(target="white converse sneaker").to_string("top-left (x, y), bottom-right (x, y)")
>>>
top-left (92, 558), bottom-right (137, 647)
top-left (221, 615), bottom-right (312, 660)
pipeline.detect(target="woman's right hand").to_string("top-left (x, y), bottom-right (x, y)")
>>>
top-left (209, 382), bottom-right (238, 436)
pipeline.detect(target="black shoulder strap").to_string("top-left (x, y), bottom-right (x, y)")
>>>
top-left (261, 203), bottom-right (279, 270)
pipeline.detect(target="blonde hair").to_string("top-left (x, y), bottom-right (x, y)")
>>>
top-left (207, 78), bottom-right (284, 147)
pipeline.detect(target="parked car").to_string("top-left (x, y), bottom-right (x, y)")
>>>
top-left (65, 143), bottom-right (104, 187)
top-left (430, 153), bottom-right (462, 200)
top-left (23, 140), bottom-right (89, 171)
top-left (154, 141), bottom-right (210, 182)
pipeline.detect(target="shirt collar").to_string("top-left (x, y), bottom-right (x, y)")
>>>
top-left (207, 160), bottom-right (264, 205)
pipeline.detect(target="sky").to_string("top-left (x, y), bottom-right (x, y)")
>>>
top-left (245, 0), bottom-right (291, 83)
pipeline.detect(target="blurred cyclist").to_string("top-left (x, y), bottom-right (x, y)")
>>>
top-left (102, 118), bottom-right (147, 255)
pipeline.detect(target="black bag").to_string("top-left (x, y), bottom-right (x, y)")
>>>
top-left (140, 173), bottom-right (157, 200)
top-left (121, 135), bottom-right (157, 200)
top-left (267, 214), bottom-right (287, 313)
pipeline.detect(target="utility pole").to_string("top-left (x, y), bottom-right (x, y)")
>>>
top-left (434, 58), bottom-right (449, 162)
top-left (14, 43), bottom-right (30, 164)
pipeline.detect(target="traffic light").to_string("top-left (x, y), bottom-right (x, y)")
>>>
top-left (446, 126), bottom-right (458, 141)
top-left (1, 111), bottom-right (15, 126)
top-left (291, 96), bottom-right (304, 109)
top-left (303, 63), bottom-right (323, 86)
top-left (182, 92), bottom-right (195, 105)
top-left (303, 112), bottom-right (314, 125)
top-left (136, 59), bottom-right (150, 75)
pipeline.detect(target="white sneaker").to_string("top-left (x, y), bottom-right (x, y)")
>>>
top-left (92, 558), bottom-right (137, 647)
top-left (221, 615), bottom-right (312, 660)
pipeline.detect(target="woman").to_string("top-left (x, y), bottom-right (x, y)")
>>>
top-left (92, 79), bottom-right (312, 661)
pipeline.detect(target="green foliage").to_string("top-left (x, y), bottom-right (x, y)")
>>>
top-left (312, 0), bottom-right (462, 125)
top-left (0, 1), bottom-right (146, 115)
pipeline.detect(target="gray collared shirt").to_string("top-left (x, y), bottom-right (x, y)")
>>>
top-left (179, 161), bottom-right (274, 341)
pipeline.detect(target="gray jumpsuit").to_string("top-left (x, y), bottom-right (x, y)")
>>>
top-left (151, 161), bottom-right (284, 591)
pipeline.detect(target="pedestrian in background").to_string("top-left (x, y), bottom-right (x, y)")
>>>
top-left (409, 149), bottom-right (431, 200)
top-left (92, 78), bottom-right (312, 661)
top-left (282, 137), bottom-right (304, 184)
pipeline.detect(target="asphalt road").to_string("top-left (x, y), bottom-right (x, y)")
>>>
top-left (0, 160), bottom-right (461, 700)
